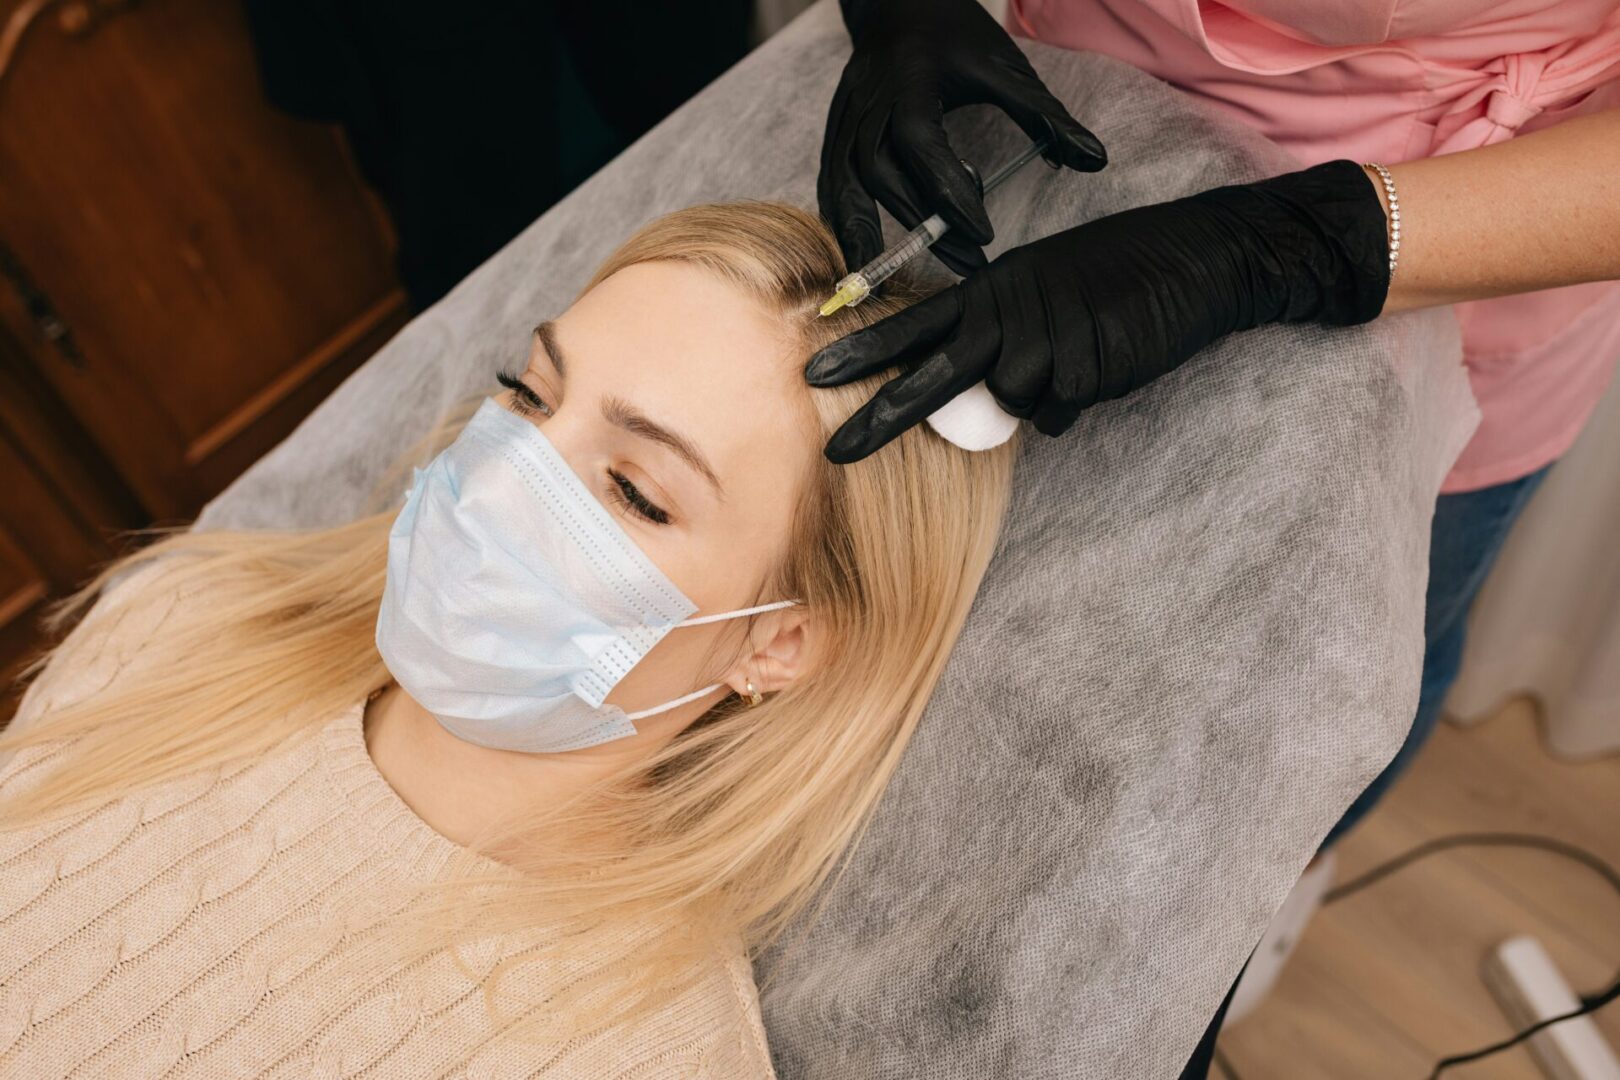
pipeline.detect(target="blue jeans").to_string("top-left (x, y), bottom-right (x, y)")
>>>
top-left (1318, 463), bottom-right (1552, 850)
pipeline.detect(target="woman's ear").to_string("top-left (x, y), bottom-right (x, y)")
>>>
top-left (724, 607), bottom-right (820, 698)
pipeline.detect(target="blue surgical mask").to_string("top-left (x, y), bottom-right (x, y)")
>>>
top-left (376, 398), bottom-right (796, 754)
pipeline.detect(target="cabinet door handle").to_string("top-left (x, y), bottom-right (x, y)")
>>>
top-left (0, 241), bottom-right (85, 369)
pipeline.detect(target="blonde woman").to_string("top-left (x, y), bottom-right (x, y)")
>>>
top-left (0, 202), bottom-right (1016, 1078)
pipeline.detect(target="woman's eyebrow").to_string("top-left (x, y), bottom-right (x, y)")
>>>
top-left (534, 321), bottom-right (566, 377)
top-left (601, 395), bottom-right (725, 500)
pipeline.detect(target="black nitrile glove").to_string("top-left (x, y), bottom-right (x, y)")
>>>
top-left (819, 0), bottom-right (1107, 278)
top-left (806, 159), bottom-right (1392, 463)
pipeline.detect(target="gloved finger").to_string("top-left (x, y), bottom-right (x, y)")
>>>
top-left (1030, 393), bottom-right (1085, 437)
top-left (981, 267), bottom-right (1056, 418)
top-left (981, 65), bottom-right (1107, 173)
top-left (1030, 293), bottom-right (1104, 436)
top-left (864, 150), bottom-right (988, 276)
top-left (822, 335), bottom-right (992, 463)
top-left (888, 99), bottom-right (995, 245)
top-left (983, 338), bottom-right (1051, 421)
top-left (805, 286), bottom-right (963, 386)
top-left (929, 227), bottom-right (991, 277)
top-left (817, 85), bottom-right (885, 272)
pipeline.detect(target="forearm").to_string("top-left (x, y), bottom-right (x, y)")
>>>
top-left (1370, 108), bottom-right (1620, 314)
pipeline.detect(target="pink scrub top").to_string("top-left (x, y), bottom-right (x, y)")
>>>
top-left (1009, 0), bottom-right (1620, 492)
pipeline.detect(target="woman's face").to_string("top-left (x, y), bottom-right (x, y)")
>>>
top-left (497, 260), bottom-right (820, 718)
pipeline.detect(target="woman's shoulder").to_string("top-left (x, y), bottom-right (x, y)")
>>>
top-left (618, 941), bottom-right (777, 1079)
top-left (487, 935), bottom-right (777, 1079)
top-left (702, 945), bottom-right (776, 1078)
top-left (3, 558), bottom-right (193, 765)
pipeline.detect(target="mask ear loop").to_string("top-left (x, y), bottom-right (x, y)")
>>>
top-left (624, 600), bottom-right (801, 719)
top-left (623, 677), bottom-right (768, 720)
top-left (675, 598), bottom-right (800, 627)
top-left (624, 682), bottom-right (728, 721)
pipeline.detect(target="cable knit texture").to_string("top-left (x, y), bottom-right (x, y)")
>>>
top-left (0, 565), bottom-right (775, 1078)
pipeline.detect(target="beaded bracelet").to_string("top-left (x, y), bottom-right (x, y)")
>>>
top-left (1363, 162), bottom-right (1400, 280)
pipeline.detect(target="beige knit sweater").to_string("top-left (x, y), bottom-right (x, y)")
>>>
top-left (0, 568), bottom-right (775, 1078)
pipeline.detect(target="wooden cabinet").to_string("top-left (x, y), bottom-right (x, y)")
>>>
top-left (0, 327), bottom-right (140, 710)
top-left (0, 0), bottom-right (409, 718)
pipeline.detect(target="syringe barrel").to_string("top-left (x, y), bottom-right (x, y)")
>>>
top-left (859, 214), bottom-right (949, 290)
top-left (830, 136), bottom-right (1052, 310)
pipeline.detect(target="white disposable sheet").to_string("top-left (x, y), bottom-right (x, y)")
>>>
top-left (197, 4), bottom-right (1478, 1075)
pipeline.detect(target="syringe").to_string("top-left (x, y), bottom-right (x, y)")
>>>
top-left (819, 137), bottom-right (1052, 317)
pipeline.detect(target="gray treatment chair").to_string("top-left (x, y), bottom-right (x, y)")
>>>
top-left (196, 3), bottom-right (1479, 1076)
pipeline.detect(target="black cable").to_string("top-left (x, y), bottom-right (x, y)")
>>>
top-left (1422, 978), bottom-right (1620, 1079)
top-left (1321, 831), bottom-right (1620, 1078)
top-left (1325, 830), bottom-right (1620, 994)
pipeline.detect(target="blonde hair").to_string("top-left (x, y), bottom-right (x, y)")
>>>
top-left (0, 202), bottom-right (1016, 1039)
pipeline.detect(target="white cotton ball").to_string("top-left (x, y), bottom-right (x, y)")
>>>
top-left (925, 381), bottom-right (1020, 451)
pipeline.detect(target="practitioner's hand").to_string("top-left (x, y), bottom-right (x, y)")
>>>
top-left (807, 160), bottom-right (1394, 463)
top-left (819, 0), bottom-right (1106, 278)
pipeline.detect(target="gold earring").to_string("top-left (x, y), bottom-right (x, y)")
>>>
top-left (745, 680), bottom-right (763, 707)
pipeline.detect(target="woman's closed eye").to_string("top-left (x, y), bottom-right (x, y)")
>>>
top-left (607, 469), bottom-right (672, 525)
top-left (497, 368), bottom-right (672, 526)
top-left (497, 369), bottom-right (553, 418)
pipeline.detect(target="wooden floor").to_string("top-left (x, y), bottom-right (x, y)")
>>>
top-left (1216, 698), bottom-right (1620, 1079)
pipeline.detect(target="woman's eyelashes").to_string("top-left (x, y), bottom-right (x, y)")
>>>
top-left (497, 369), bottom-right (554, 418)
top-left (496, 368), bottom-right (671, 526)
top-left (608, 469), bottom-right (673, 525)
